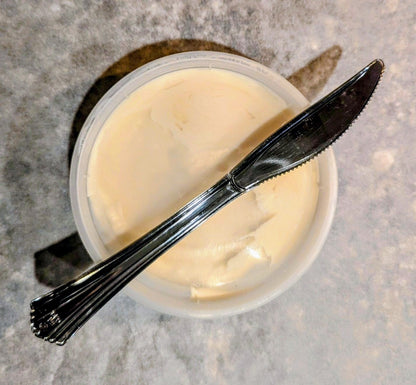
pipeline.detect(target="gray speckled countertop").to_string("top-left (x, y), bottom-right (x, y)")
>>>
top-left (1, 1), bottom-right (415, 384)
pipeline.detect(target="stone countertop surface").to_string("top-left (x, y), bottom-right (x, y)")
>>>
top-left (1, 1), bottom-right (415, 384)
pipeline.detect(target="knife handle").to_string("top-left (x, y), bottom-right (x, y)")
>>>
top-left (30, 175), bottom-right (242, 345)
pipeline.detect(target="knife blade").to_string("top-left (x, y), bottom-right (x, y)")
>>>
top-left (231, 59), bottom-right (384, 190)
top-left (30, 59), bottom-right (384, 344)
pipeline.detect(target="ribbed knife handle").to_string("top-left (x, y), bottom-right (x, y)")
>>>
top-left (30, 176), bottom-right (242, 345)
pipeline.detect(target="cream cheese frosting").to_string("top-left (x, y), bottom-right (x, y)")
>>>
top-left (87, 68), bottom-right (319, 300)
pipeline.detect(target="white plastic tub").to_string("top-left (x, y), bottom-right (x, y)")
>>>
top-left (70, 51), bottom-right (337, 318)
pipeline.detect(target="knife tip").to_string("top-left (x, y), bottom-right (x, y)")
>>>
top-left (371, 58), bottom-right (385, 72)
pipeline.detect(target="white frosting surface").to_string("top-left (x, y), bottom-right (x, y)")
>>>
top-left (87, 68), bottom-right (319, 299)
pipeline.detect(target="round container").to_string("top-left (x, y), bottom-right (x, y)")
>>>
top-left (70, 51), bottom-right (338, 318)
